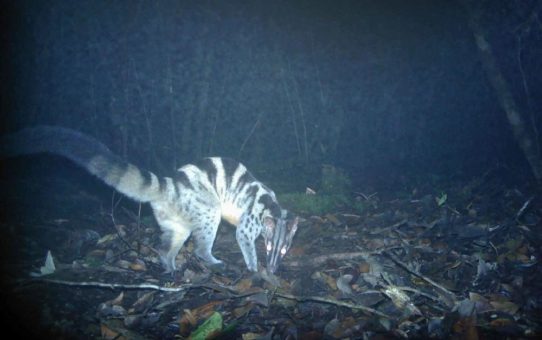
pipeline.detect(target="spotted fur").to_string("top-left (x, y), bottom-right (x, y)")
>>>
top-left (1, 126), bottom-right (298, 273)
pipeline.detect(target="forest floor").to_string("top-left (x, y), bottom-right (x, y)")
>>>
top-left (1, 164), bottom-right (541, 339)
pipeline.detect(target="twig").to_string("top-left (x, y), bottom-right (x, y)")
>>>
top-left (130, 57), bottom-right (157, 168)
top-left (280, 66), bottom-right (301, 157)
top-left (238, 114), bottom-right (262, 157)
top-left (384, 251), bottom-right (457, 308)
top-left (27, 278), bottom-right (240, 294)
top-left (286, 251), bottom-right (373, 268)
top-left (287, 57), bottom-right (309, 163)
top-left (165, 55), bottom-right (179, 170)
top-left (445, 205), bottom-right (461, 216)
top-left (120, 206), bottom-right (150, 228)
top-left (354, 191), bottom-right (378, 200)
top-left (274, 292), bottom-right (392, 319)
top-left (516, 196), bottom-right (534, 221)
top-left (395, 286), bottom-right (440, 302)
top-left (35, 278), bottom-right (186, 292)
top-left (489, 241), bottom-right (499, 257)
top-left (516, 34), bottom-right (540, 155)
top-left (368, 219), bottom-right (409, 236)
top-left (137, 202), bottom-right (142, 230)
top-left (109, 192), bottom-right (136, 253)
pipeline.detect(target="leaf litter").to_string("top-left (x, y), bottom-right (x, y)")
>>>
top-left (1, 171), bottom-right (541, 339)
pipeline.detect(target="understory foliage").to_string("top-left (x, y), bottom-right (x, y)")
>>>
top-left (279, 164), bottom-right (365, 215)
top-left (4, 1), bottom-right (540, 181)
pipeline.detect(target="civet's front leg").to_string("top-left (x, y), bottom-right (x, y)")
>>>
top-left (236, 214), bottom-right (261, 272)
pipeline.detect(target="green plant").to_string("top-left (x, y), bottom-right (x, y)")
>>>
top-left (435, 192), bottom-right (447, 207)
top-left (279, 192), bottom-right (365, 215)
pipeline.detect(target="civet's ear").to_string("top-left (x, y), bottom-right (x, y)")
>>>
top-left (286, 216), bottom-right (299, 244)
top-left (288, 216), bottom-right (299, 234)
top-left (263, 216), bottom-right (275, 238)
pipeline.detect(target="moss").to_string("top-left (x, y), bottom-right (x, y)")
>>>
top-left (276, 164), bottom-right (366, 215)
top-left (279, 192), bottom-right (365, 215)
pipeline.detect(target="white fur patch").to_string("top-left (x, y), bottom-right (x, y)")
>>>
top-left (221, 201), bottom-right (242, 226)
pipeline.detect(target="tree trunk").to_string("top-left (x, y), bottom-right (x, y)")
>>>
top-left (463, 1), bottom-right (542, 183)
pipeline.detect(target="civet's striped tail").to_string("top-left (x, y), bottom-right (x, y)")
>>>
top-left (0, 126), bottom-right (163, 202)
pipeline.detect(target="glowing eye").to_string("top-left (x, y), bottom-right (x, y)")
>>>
top-left (280, 247), bottom-right (287, 255)
top-left (266, 243), bottom-right (272, 252)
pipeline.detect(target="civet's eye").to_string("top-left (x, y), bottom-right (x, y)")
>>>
top-left (280, 247), bottom-right (287, 255)
top-left (266, 243), bottom-right (272, 252)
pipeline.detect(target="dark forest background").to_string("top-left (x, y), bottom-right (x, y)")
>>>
top-left (1, 0), bottom-right (541, 190)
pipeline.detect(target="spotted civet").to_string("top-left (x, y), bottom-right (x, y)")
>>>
top-left (1, 126), bottom-right (298, 273)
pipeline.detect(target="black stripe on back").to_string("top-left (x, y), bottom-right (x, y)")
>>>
top-left (220, 158), bottom-right (240, 190)
top-left (197, 158), bottom-right (217, 190)
top-left (244, 185), bottom-right (259, 202)
top-left (174, 170), bottom-right (194, 191)
top-left (258, 194), bottom-right (281, 218)
top-left (234, 170), bottom-right (254, 195)
top-left (243, 185), bottom-right (259, 212)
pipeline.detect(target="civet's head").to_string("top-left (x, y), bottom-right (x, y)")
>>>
top-left (263, 210), bottom-right (299, 273)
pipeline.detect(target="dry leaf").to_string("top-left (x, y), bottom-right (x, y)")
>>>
top-left (358, 261), bottom-right (370, 273)
top-left (490, 300), bottom-right (519, 315)
top-left (101, 323), bottom-right (123, 340)
top-left (124, 314), bottom-right (145, 329)
top-left (233, 303), bottom-right (255, 318)
top-left (453, 316), bottom-right (479, 340)
top-left (312, 271), bottom-right (337, 290)
top-left (180, 300), bottom-right (224, 334)
top-left (129, 259), bottom-right (147, 271)
top-left (111, 292), bottom-right (124, 305)
top-left (381, 285), bottom-right (421, 316)
top-left (469, 292), bottom-right (488, 303)
top-left (246, 292), bottom-right (269, 307)
top-left (323, 318), bottom-right (340, 338)
top-left (130, 292), bottom-right (155, 313)
top-left (489, 318), bottom-right (514, 328)
top-left (180, 309), bottom-right (198, 326)
top-left (235, 278), bottom-right (253, 292)
top-left (325, 214), bottom-right (342, 226)
top-left (242, 332), bottom-right (264, 340)
top-left (448, 260), bottom-right (462, 270)
top-left (114, 224), bottom-right (127, 237)
top-left (288, 246), bottom-right (305, 257)
top-left (97, 233), bottom-right (118, 245)
top-left (116, 259), bottom-right (132, 269)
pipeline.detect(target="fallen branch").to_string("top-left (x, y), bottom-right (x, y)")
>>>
top-left (274, 291), bottom-right (392, 319)
top-left (31, 278), bottom-right (188, 292)
top-left (384, 251), bottom-right (457, 308)
top-left (22, 278), bottom-right (238, 295)
top-left (26, 277), bottom-right (393, 319)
